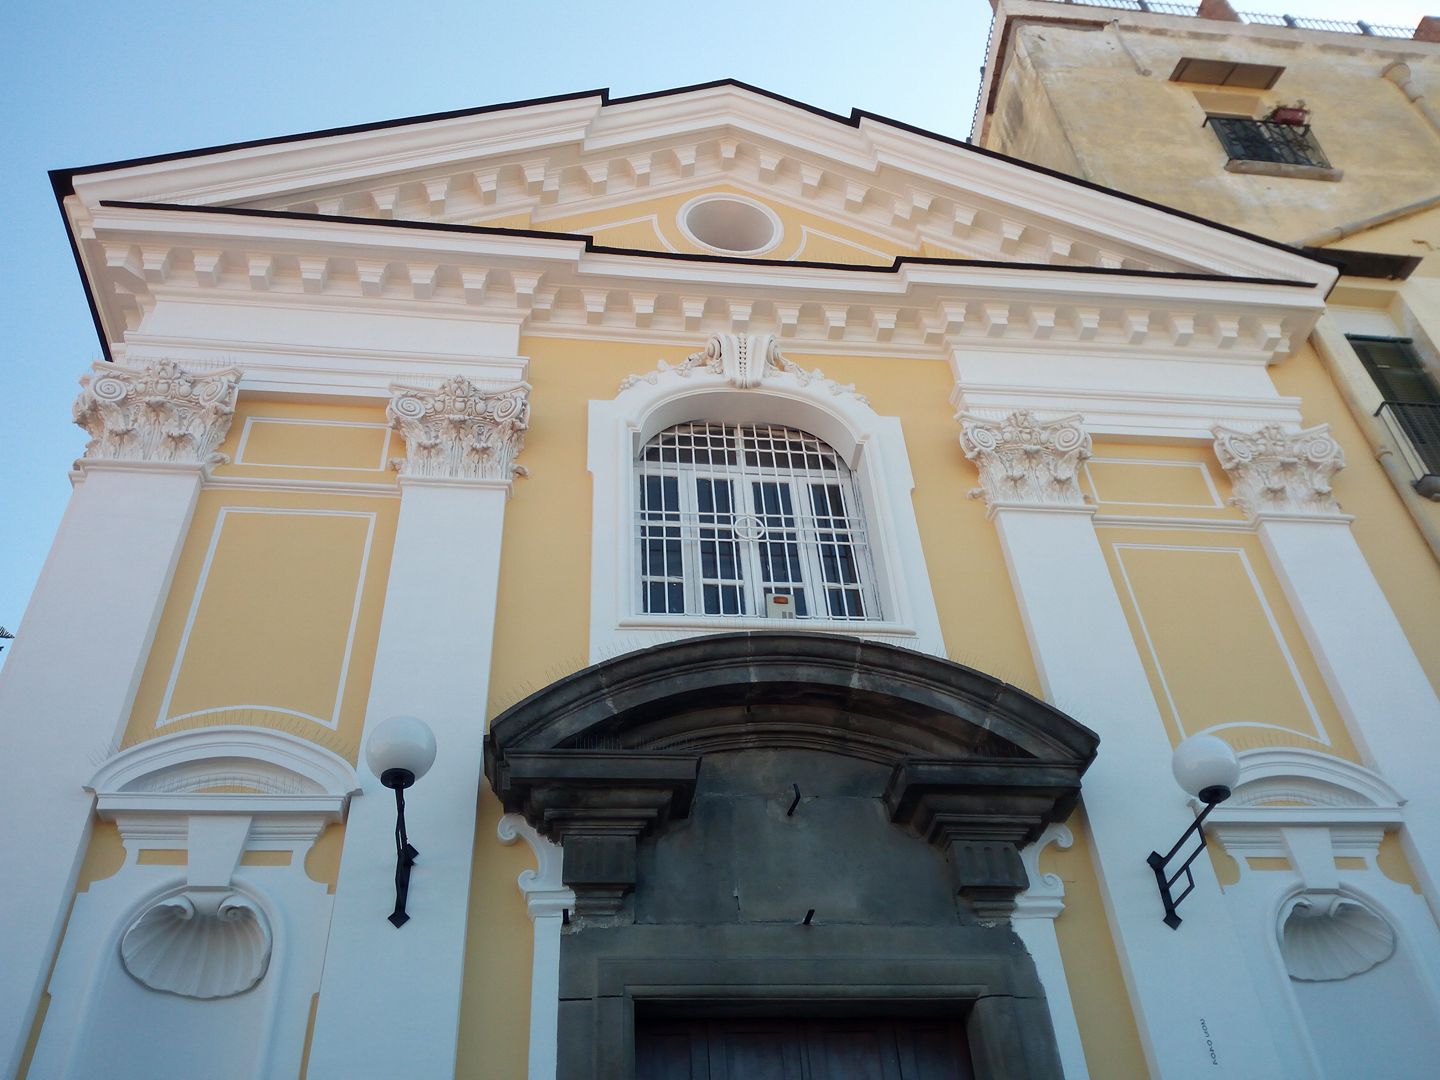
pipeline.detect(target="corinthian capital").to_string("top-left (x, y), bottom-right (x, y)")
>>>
top-left (958, 410), bottom-right (1092, 509)
top-left (1212, 423), bottom-right (1346, 518)
top-left (388, 376), bottom-right (530, 482)
top-left (73, 359), bottom-right (241, 466)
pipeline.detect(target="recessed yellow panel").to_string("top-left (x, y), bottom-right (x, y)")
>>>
top-left (162, 509), bottom-right (374, 728)
top-left (1116, 545), bottom-right (1326, 741)
top-left (1085, 458), bottom-right (1223, 509)
top-left (236, 417), bottom-right (390, 471)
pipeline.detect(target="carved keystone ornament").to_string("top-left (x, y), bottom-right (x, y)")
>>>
top-left (1212, 423), bottom-right (1346, 517)
top-left (958, 410), bottom-right (1093, 509)
top-left (619, 332), bottom-right (868, 403)
top-left (388, 376), bottom-right (531, 482)
top-left (73, 359), bottom-right (241, 466)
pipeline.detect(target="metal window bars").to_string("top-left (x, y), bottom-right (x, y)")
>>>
top-left (1205, 116), bottom-right (1332, 168)
top-left (636, 422), bottom-right (879, 621)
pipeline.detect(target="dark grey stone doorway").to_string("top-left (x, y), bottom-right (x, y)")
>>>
top-left (636, 1014), bottom-right (974, 1080)
top-left (486, 633), bottom-right (1099, 1080)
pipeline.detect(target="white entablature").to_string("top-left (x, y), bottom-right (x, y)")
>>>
top-left (59, 82), bottom-right (1333, 287)
top-left (76, 198), bottom-right (1324, 380)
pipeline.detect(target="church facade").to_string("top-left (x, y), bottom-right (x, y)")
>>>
top-left (4, 35), bottom-right (1440, 1078)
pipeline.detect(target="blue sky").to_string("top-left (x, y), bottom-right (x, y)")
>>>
top-left (2, 0), bottom-right (1431, 650)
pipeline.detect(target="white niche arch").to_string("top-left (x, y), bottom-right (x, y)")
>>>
top-left (29, 727), bottom-right (359, 1080)
top-left (588, 333), bottom-right (945, 661)
top-left (1207, 748), bottom-right (1440, 1080)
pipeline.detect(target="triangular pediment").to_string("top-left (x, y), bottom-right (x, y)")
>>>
top-left (57, 80), bottom-right (1332, 285)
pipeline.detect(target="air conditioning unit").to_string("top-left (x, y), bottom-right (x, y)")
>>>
top-left (765, 594), bottom-right (798, 619)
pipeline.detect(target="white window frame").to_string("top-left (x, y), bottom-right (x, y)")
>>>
top-left (588, 363), bottom-right (945, 662)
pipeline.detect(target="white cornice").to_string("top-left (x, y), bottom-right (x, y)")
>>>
top-left (60, 82), bottom-right (1336, 291)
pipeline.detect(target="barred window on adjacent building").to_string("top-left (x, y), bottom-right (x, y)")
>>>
top-left (635, 422), bottom-right (879, 620)
top-left (1206, 116), bottom-right (1333, 170)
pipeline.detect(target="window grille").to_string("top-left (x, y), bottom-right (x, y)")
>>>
top-left (1206, 117), bottom-right (1332, 169)
top-left (635, 422), bottom-right (879, 621)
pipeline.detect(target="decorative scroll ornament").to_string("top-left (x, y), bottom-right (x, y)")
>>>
top-left (120, 890), bottom-right (271, 999)
top-left (1212, 423), bottom-right (1346, 517)
top-left (497, 813), bottom-right (575, 921)
top-left (1013, 823), bottom-right (1074, 921)
top-left (388, 377), bottom-right (530, 481)
top-left (1279, 894), bottom-right (1395, 982)
top-left (958, 410), bottom-right (1092, 508)
top-left (619, 333), bottom-right (868, 404)
top-left (73, 360), bottom-right (240, 466)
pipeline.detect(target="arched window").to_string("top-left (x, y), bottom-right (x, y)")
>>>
top-left (635, 421), bottom-right (878, 620)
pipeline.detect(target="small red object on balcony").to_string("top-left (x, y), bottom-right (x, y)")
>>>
top-left (1269, 106), bottom-right (1309, 125)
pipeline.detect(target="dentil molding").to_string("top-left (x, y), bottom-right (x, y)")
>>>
top-left (388, 376), bottom-right (531, 482)
top-left (619, 332), bottom-right (866, 402)
top-left (73, 358), bottom-right (241, 466)
top-left (1212, 423), bottom-right (1347, 518)
top-left (958, 410), bottom-right (1093, 510)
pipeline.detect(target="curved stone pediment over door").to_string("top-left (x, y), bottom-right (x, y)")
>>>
top-left (486, 632), bottom-right (1099, 1080)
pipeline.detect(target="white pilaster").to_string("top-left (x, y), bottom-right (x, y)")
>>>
top-left (307, 376), bottom-right (529, 1079)
top-left (0, 360), bottom-right (239, 1077)
top-left (961, 411), bottom-right (1289, 1080)
top-left (1214, 423), bottom-right (1440, 908)
top-left (498, 814), bottom-right (575, 1080)
top-left (1012, 824), bottom-right (1089, 1080)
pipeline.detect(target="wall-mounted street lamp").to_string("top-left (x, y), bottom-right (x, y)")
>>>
top-left (1147, 735), bottom-right (1240, 930)
top-left (365, 716), bottom-right (437, 928)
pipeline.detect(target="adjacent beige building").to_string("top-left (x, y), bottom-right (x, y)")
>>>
top-left (978, 0), bottom-right (1440, 553)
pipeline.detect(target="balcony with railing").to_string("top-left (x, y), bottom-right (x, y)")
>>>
top-left (1376, 402), bottom-right (1440, 499)
top-left (1036, 1), bottom-right (1415, 37)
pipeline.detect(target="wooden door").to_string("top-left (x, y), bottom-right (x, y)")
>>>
top-left (635, 1017), bottom-right (975, 1080)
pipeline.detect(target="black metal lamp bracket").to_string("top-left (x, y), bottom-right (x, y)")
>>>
top-left (1147, 788), bottom-right (1228, 930)
top-left (381, 768), bottom-right (418, 928)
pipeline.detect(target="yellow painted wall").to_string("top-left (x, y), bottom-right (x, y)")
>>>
top-left (1089, 441), bottom-right (1360, 757)
top-left (96, 318), bottom-right (1440, 1080)
top-left (461, 335), bottom-right (1046, 1075)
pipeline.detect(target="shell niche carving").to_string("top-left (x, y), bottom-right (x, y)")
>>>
top-left (1279, 894), bottom-right (1396, 982)
top-left (120, 891), bottom-right (271, 999)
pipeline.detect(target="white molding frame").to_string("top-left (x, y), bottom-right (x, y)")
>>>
top-left (156, 506), bottom-right (378, 730)
top-left (587, 347), bottom-right (945, 661)
top-left (1110, 542), bottom-right (1331, 745)
top-left (676, 192), bottom-right (784, 256)
top-left (1082, 457), bottom-right (1225, 510)
top-left (581, 213), bottom-right (680, 252)
top-left (88, 725), bottom-right (361, 821)
top-left (233, 416), bottom-right (393, 472)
